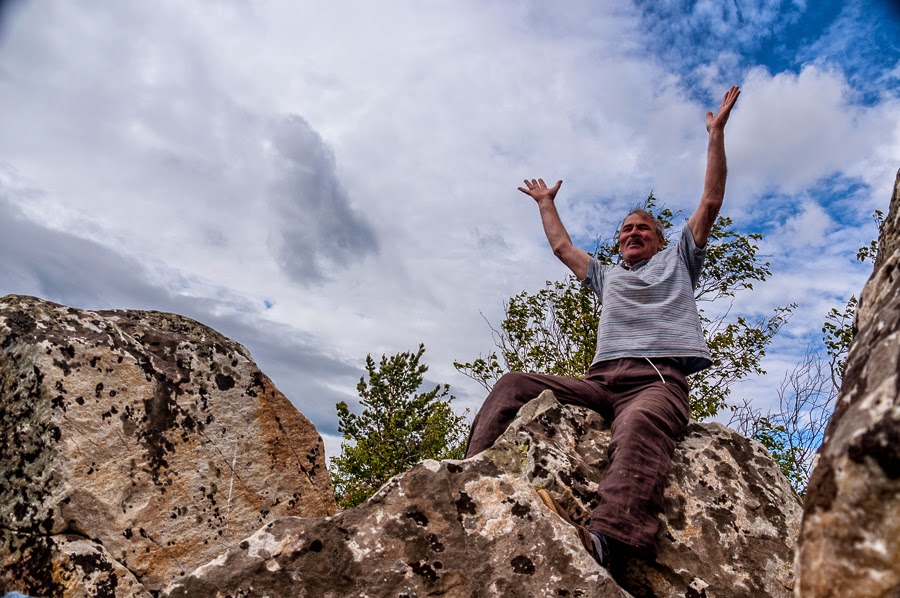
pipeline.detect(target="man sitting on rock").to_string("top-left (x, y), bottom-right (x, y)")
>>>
top-left (464, 86), bottom-right (741, 568)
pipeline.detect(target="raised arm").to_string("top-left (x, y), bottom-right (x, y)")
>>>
top-left (518, 178), bottom-right (591, 280)
top-left (688, 86), bottom-right (741, 248)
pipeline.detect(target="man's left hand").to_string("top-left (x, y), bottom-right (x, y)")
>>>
top-left (706, 86), bottom-right (740, 133)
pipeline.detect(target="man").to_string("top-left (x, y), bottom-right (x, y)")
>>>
top-left (464, 86), bottom-right (741, 567)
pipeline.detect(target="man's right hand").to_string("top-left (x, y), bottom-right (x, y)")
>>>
top-left (518, 177), bottom-right (590, 280)
top-left (518, 178), bottom-right (563, 204)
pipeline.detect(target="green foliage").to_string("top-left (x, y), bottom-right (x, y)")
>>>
top-left (455, 194), bottom-right (793, 420)
top-left (692, 305), bottom-right (794, 420)
top-left (730, 209), bottom-right (884, 496)
top-left (822, 295), bottom-right (856, 388)
top-left (820, 209), bottom-right (882, 390)
top-left (330, 344), bottom-right (469, 509)
top-left (730, 349), bottom-right (836, 497)
top-left (751, 417), bottom-right (813, 495)
top-left (855, 209), bottom-right (884, 263)
top-left (459, 279), bottom-right (603, 390)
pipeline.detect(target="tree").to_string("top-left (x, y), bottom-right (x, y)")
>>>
top-left (821, 209), bottom-right (884, 386)
top-left (454, 194), bottom-right (793, 420)
top-left (728, 348), bottom-right (836, 496)
top-left (727, 209), bottom-right (884, 496)
top-left (330, 344), bottom-right (470, 509)
top-left (821, 294), bottom-right (857, 389)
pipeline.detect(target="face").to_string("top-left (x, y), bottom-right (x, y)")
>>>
top-left (619, 213), bottom-right (663, 265)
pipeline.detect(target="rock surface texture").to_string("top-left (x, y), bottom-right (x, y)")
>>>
top-left (168, 392), bottom-right (801, 597)
top-left (0, 295), bottom-right (336, 597)
top-left (797, 169), bottom-right (900, 596)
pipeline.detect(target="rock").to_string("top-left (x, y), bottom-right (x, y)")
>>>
top-left (0, 532), bottom-right (150, 598)
top-left (168, 391), bottom-right (801, 597)
top-left (492, 394), bottom-right (800, 597)
top-left (0, 295), bottom-right (336, 596)
top-left (797, 169), bottom-right (900, 596)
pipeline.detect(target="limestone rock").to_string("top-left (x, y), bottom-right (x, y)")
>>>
top-left (492, 394), bottom-right (800, 597)
top-left (167, 454), bottom-right (627, 597)
top-left (169, 392), bottom-right (801, 597)
top-left (0, 531), bottom-right (150, 598)
top-left (797, 169), bottom-right (900, 596)
top-left (0, 295), bottom-right (336, 596)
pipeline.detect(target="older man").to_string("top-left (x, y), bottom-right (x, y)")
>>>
top-left (464, 86), bottom-right (741, 567)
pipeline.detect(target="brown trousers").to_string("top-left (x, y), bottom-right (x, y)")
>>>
top-left (465, 358), bottom-right (690, 549)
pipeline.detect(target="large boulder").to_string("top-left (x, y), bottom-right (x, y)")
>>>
top-left (0, 295), bottom-right (336, 596)
top-left (797, 170), bottom-right (900, 596)
top-left (168, 391), bottom-right (801, 597)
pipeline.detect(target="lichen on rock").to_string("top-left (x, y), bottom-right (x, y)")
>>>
top-left (168, 390), bottom-right (801, 597)
top-left (0, 295), bottom-right (335, 596)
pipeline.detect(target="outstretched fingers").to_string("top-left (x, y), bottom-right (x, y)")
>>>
top-left (707, 85), bottom-right (740, 131)
top-left (549, 179), bottom-right (562, 194)
top-left (722, 85), bottom-right (740, 110)
top-left (517, 178), bottom-right (563, 200)
top-left (518, 178), bottom-right (536, 193)
top-left (519, 178), bottom-right (546, 188)
top-left (517, 179), bottom-right (562, 199)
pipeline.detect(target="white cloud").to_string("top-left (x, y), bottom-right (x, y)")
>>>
top-left (730, 66), bottom-right (859, 193)
top-left (722, 65), bottom-right (900, 218)
top-left (783, 201), bottom-right (834, 246)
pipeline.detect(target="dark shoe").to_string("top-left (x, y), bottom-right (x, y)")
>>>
top-left (536, 489), bottom-right (610, 568)
top-left (589, 530), bottom-right (611, 569)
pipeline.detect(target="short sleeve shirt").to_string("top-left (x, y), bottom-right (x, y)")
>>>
top-left (581, 224), bottom-right (713, 375)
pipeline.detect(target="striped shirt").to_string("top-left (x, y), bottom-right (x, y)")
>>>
top-left (581, 224), bottom-right (712, 376)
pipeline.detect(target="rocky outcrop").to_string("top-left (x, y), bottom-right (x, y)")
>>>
top-left (0, 296), bottom-right (336, 597)
top-left (797, 170), bottom-right (900, 596)
top-left (168, 392), bottom-right (802, 597)
top-left (0, 294), bottom-right (806, 596)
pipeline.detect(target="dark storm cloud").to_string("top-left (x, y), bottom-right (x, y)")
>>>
top-left (0, 0), bottom-right (24, 45)
top-left (269, 114), bottom-right (379, 284)
top-left (0, 186), bottom-right (359, 436)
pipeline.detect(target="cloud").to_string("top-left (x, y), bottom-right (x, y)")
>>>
top-left (631, 0), bottom-right (805, 86)
top-left (268, 115), bottom-right (378, 284)
top-left (733, 66), bottom-right (858, 193)
top-left (795, 0), bottom-right (900, 102)
top-left (635, 0), bottom-right (800, 50)
top-left (0, 2), bottom-right (378, 293)
top-left (723, 65), bottom-right (899, 212)
top-left (0, 169), bottom-right (362, 441)
top-left (0, 0), bottom-right (24, 44)
top-left (0, 168), bottom-right (168, 309)
top-left (783, 201), bottom-right (834, 246)
top-left (634, 0), bottom-right (899, 110)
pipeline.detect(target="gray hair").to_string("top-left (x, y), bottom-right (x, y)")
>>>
top-left (621, 208), bottom-right (665, 243)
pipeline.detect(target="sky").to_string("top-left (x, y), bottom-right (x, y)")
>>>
top-left (0, 0), bottom-right (897, 462)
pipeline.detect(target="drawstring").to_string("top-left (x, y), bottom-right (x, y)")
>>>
top-left (645, 357), bottom-right (666, 384)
